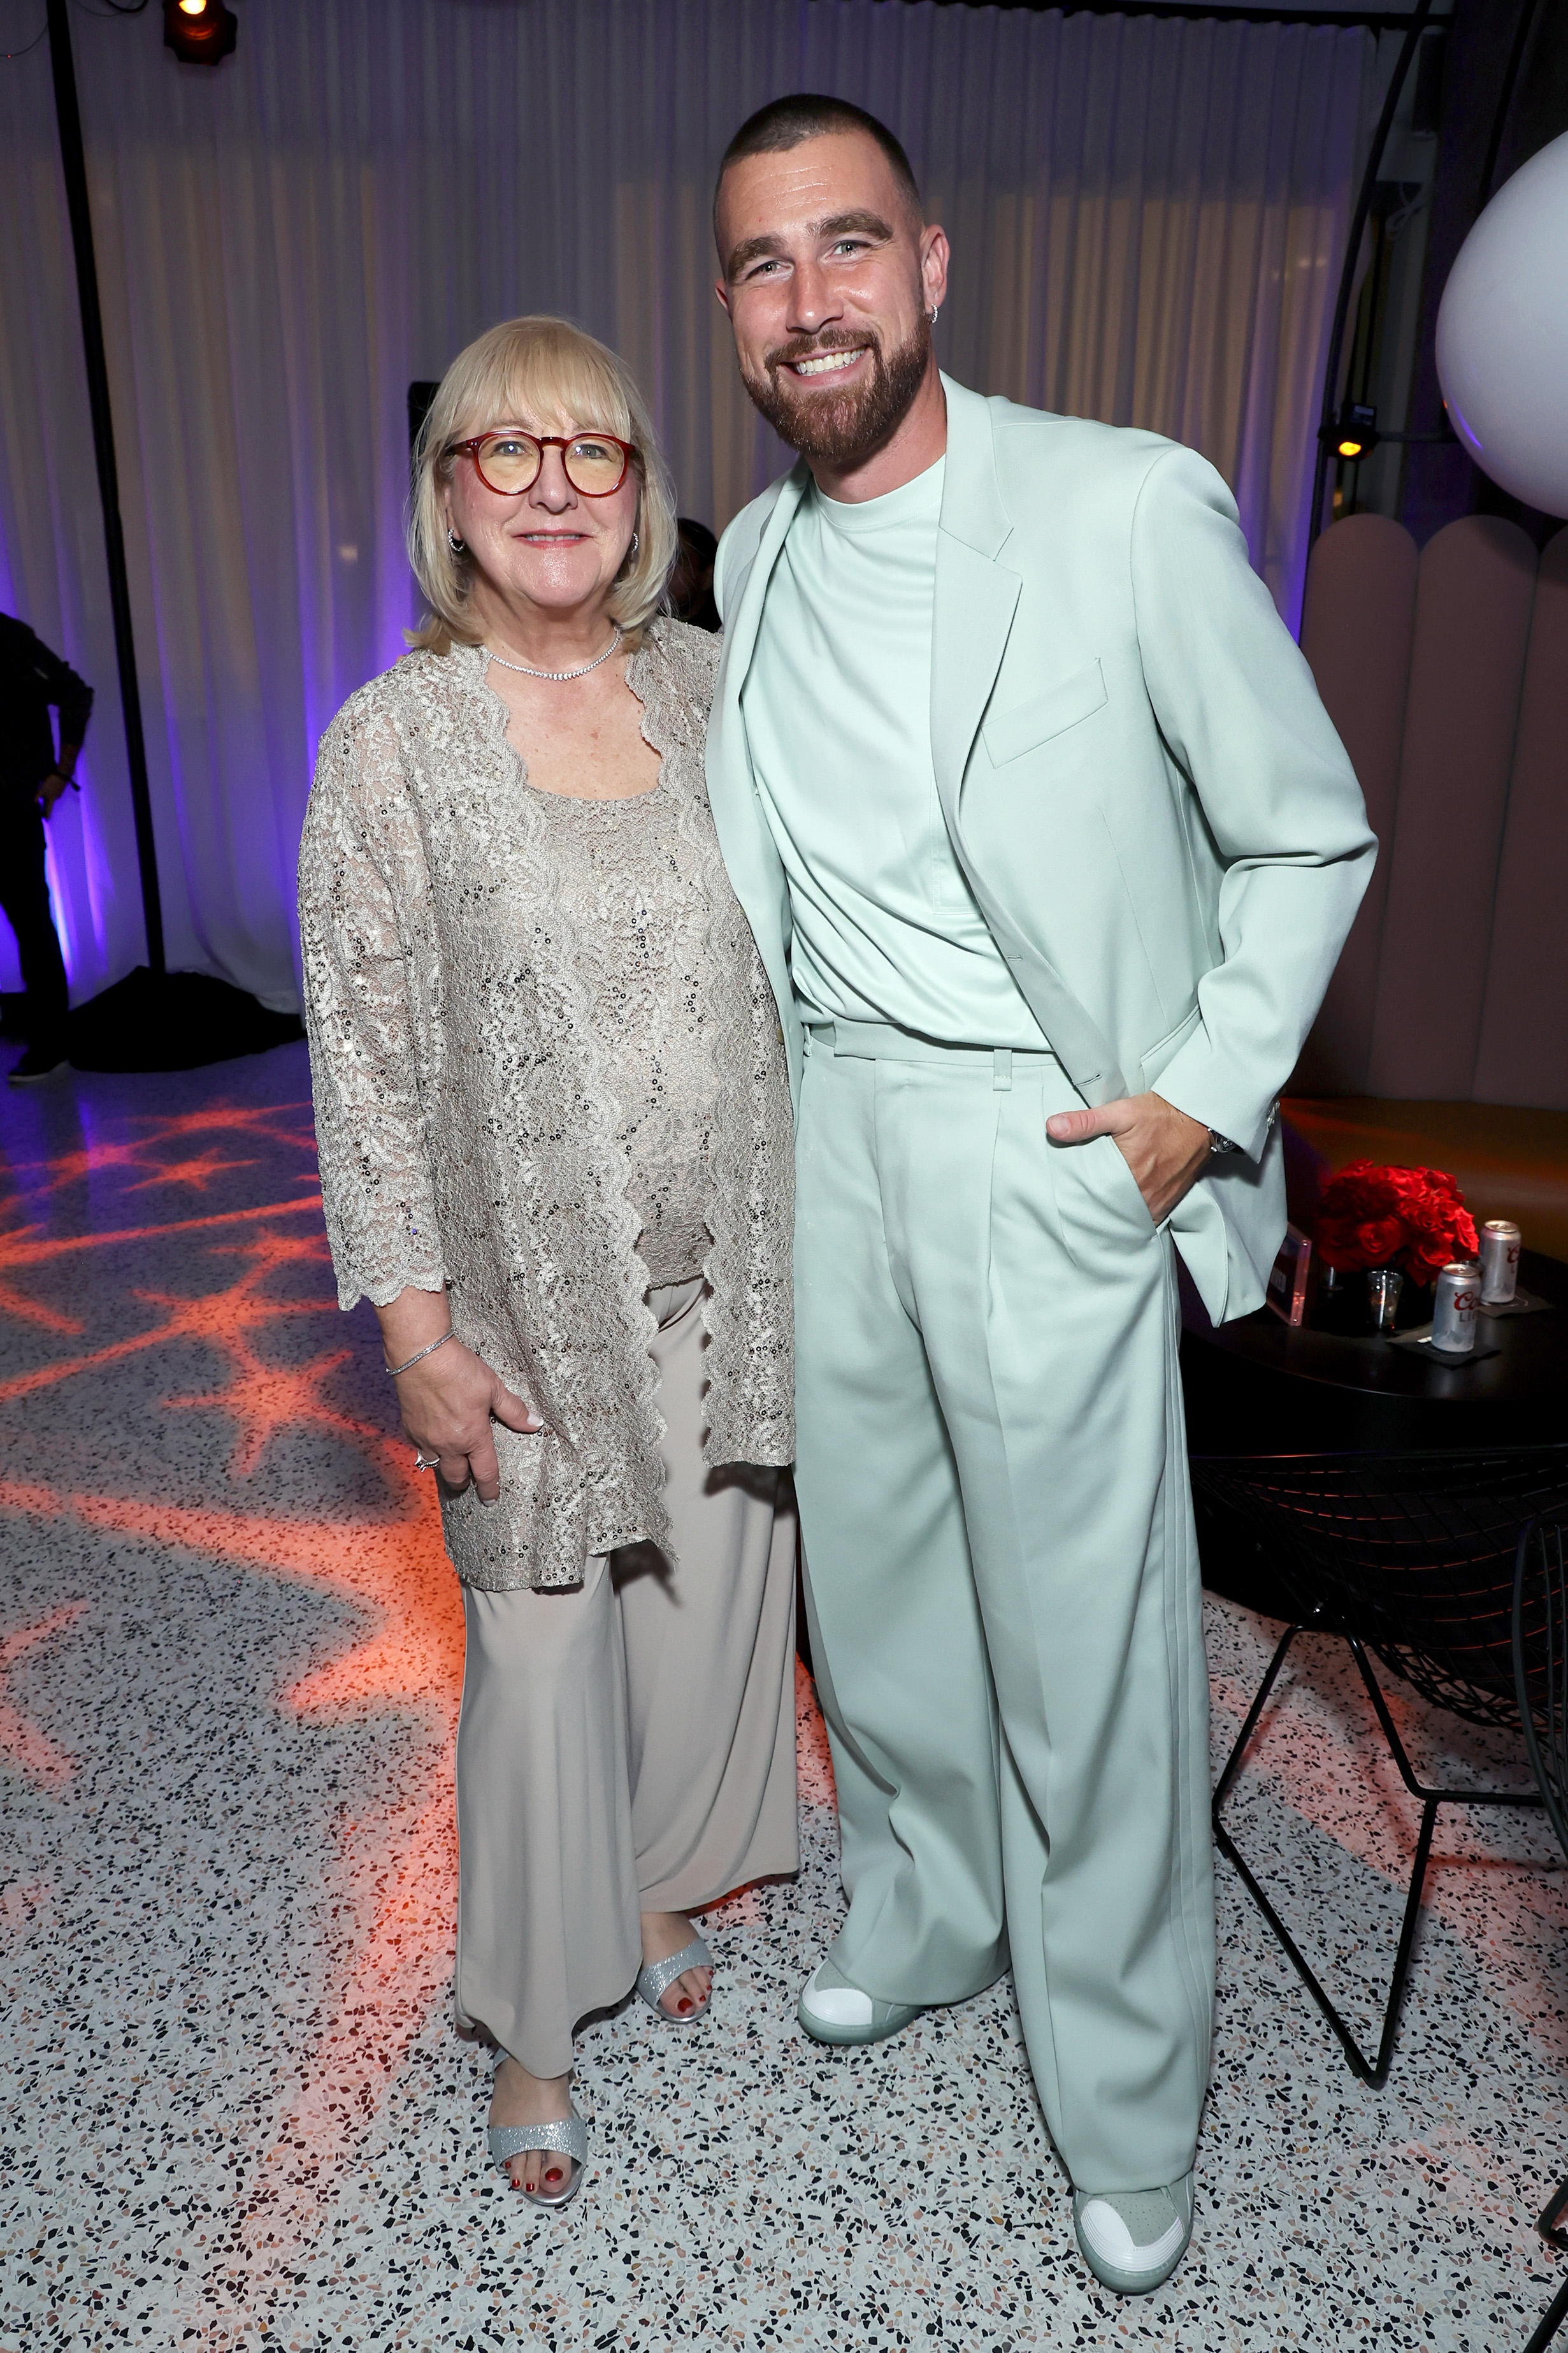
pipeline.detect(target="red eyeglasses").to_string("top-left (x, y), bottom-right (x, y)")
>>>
top-left (449, 428), bottom-right (635, 498)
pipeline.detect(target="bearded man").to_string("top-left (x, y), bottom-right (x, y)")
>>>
top-left (705, 94), bottom-right (1374, 2297)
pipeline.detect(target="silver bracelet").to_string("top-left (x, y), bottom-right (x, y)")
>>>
top-left (384, 1328), bottom-right (456, 1378)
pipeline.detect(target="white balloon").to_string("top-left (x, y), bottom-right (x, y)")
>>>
top-left (1436, 127), bottom-right (1568, 518)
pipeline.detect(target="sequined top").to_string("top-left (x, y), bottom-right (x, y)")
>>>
top-left (297, 620), bottom-right (795, 1591)
top-left (526, 771), bottom-right (718, 1289)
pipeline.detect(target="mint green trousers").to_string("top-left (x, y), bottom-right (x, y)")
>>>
top-left (793, 1023), bottom-right (1214, 2195)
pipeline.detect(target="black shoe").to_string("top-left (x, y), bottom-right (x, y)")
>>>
top-left (8, 1043), bottom-right (69, 1084)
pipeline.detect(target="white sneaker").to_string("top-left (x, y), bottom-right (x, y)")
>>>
top-left (796, 1957), bottom-right (925, 2046)
top-left (1072, 2173), bottom-right (1195, 2294)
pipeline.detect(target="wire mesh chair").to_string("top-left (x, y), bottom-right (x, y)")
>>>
top-left (1514, 1516), bottom-right (1568, 2353)
top-left (1195, 1445), bottom-right (1568, 2087)
top-left (1517, 1516), bottom-right (1568, 1853)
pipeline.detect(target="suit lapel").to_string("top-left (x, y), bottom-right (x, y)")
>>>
top-left (931, 377), bottom-right (1020, 829)
top-left (716, 461), bottom-right (809, 709)
top-left (705, 464), bottom-right (811, 1110)
top-left (931, 379), bottom-right (1128, 1105)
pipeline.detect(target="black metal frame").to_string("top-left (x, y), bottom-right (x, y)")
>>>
top-left (1303, 0), bottom-right (1438, 575)
top-left (1213, 1606), bottom-right (1541, 2088)
top-left (930, 3), bottom-right (1441, 22)
top-left (1514, 1517), bottom-right (1568, 2350)
top-left (1525, 2180), bottom-right (1568, 2353)
top-left (45, 0), bottom-right (165, 974)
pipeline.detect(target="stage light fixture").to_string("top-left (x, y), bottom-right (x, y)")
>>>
top-left (1332, 401), bottom-right (1379, 462)
top-left (163, 0), bottom-right (237, 64)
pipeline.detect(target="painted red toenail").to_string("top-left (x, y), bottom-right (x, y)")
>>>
top-left (678, 1996), bottom-right (693, 2011)
top-left (545, 2166), bottom-right (563, 2183)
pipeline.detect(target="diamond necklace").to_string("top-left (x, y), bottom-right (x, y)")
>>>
top-left (485, 625), bottom-right (623, 683)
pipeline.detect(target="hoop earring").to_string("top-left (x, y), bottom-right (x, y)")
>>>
top-left (628, 532), bottom-right (639, 558)
top-left (928, 303), bottom-right (940, 326)
top-left (447, 527), bottom-right (467, 554)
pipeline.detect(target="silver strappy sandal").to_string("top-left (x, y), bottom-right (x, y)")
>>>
top-left (487, 2106), bottom-right (589, 2210)
top-left (635, 1936), bottom-right (713, 2023)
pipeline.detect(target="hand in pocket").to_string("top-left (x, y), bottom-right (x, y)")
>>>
top-left (1046, 1090), bottom-right (1210, 1226)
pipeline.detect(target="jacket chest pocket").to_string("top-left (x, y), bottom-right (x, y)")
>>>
top-left (981, 658), bottom-right (1107, 769)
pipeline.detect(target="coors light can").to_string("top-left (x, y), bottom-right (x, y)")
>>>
top-left (1480, 1219), bottom-right (1521, 1305)
top-left (1432, 1259), bottom-right (1481, 1354)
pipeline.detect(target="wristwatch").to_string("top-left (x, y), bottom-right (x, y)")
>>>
top-left (1208, 1100), bottom-right (1279, 1157)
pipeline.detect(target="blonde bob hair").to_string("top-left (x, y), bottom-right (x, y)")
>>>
top-left (407, 315), bottom-right (679, 655)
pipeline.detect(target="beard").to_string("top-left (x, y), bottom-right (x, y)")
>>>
top-left (740, 315), bottom-right (931, 467)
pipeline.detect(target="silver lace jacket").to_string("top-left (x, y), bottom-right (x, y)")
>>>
top-left (298, 619), bottom-right (795, 1591)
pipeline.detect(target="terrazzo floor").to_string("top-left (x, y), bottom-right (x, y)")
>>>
top-left (1, 1042), bottom-right (1565, 2353)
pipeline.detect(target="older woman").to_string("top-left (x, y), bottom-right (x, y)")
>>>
top-left (298, 317), bottom-right (797, 2209)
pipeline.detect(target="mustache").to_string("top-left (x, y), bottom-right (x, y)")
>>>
top-left (764, 327), bottom-right (880, 374)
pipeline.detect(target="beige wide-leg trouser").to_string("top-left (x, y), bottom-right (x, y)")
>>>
top-left (454, 1279), bottom-right (799, 2078)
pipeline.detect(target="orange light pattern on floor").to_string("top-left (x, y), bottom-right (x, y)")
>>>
top-left (0, 1600), bottom-right (90, 1790)
top-left (0, 1219), bottom-right (338, 1407)
top-left (4, 1084), bottom-right (1558, 2315)
top-left (0, 1096), bottom-right (463, 2250)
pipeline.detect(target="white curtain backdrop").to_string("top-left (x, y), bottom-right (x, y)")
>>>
top-left (0, 0), bottom-right (1371, 1015)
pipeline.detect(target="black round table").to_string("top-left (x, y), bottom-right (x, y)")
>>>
top-left (1181, 1247), bottom-right (1568, 1457)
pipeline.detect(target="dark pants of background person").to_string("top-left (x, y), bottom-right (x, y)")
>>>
top-left (0, 804), bottom-right (68, 1052)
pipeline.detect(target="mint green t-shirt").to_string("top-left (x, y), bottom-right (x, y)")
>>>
top-left (741, 457), bottom-right (1047, 1048)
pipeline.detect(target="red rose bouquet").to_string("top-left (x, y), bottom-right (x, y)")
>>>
top-left (1314, 1161), bottom-right (1479, 1285)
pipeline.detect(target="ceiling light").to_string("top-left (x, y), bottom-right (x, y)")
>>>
top-left (164, 0), bottom-right (237, 64)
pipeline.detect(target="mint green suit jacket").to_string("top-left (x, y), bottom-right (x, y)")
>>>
top-left (706, 375), bottom-right (1376, 1325)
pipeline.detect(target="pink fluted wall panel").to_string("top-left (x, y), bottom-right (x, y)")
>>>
top-left (1365, 516), bottom-right (1536, 1099)
top-left (1473, 526), bottom-right (1568, 1110)
top-left (1296, 513), bottom-right (1418, 1092)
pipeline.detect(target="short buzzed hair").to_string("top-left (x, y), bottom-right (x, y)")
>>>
top-left (714, 94), bottom-right (923, 240)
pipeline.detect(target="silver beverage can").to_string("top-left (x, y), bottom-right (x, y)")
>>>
top-left (1479, 1219), bottom-right (1521, 1305)
top-left (1432, 1259), bottom-right (1481, 1353)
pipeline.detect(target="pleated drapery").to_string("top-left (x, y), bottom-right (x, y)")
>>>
top-left (0, 0), bottom-right (1371, 1015)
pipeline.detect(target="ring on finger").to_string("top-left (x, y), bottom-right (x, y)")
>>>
top-left (414, 1451), bottom-right (440, 1472)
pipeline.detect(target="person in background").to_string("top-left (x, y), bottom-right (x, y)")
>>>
top-left (0, 614), bottom-right (90, 1083)
top-left (669, 517), bottom-right (721, 630)
top-left (298, 316), bottom-right (798, 2212)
